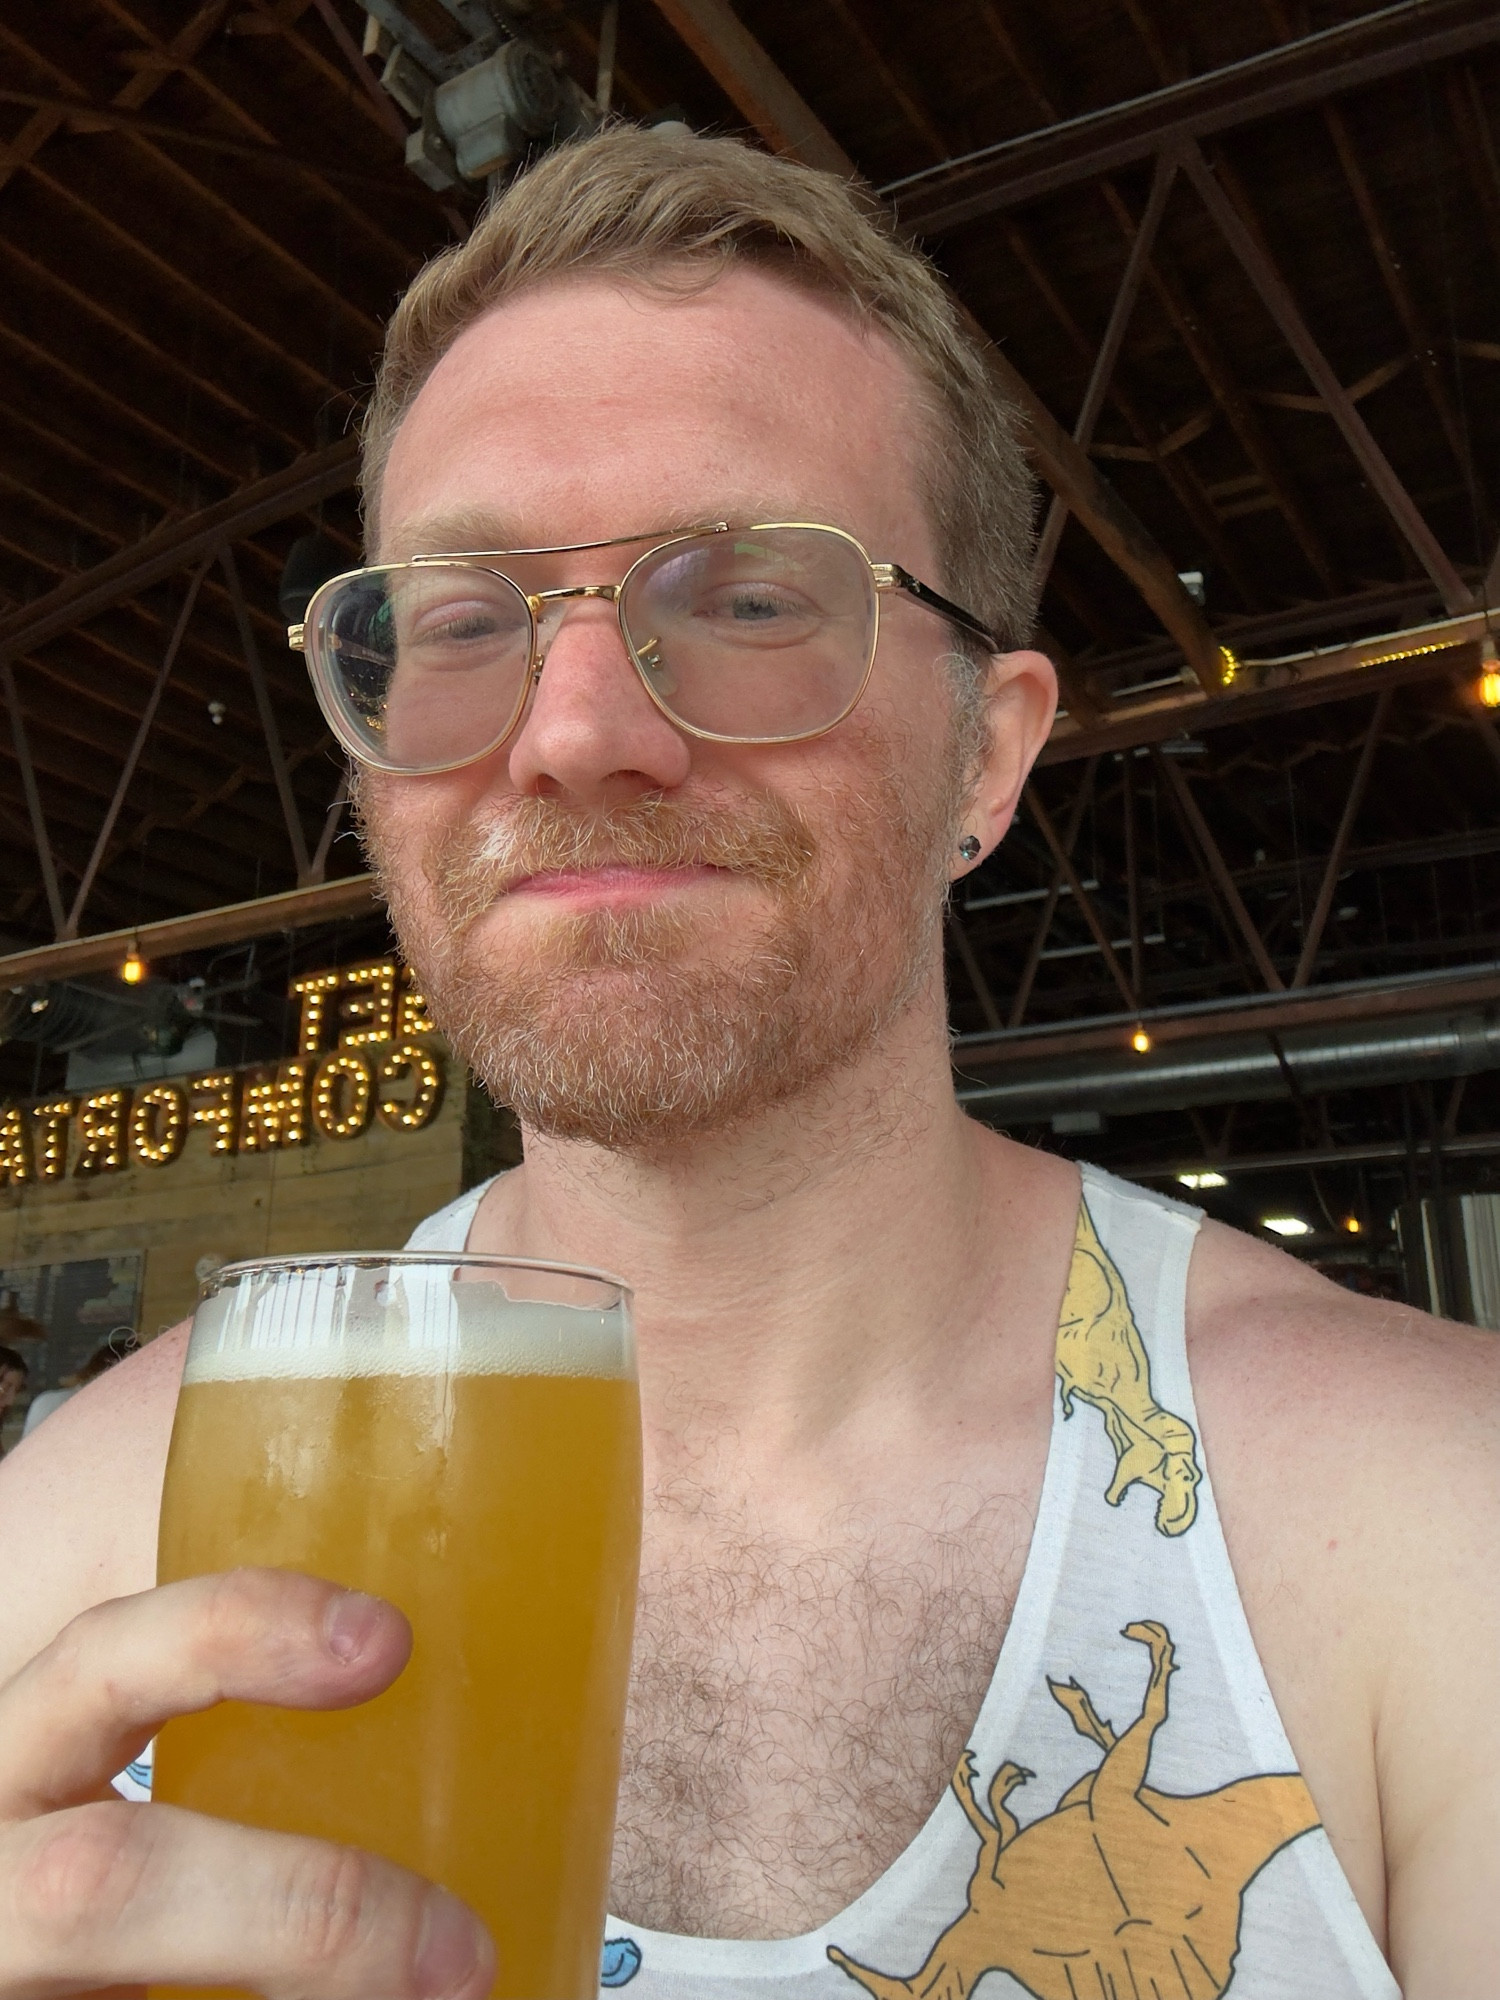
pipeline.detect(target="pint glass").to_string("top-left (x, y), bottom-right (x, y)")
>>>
top-left (152, 1252), bottom-right (641, 2000)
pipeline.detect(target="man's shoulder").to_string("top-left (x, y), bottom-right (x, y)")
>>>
top-left (0, 1322), bottom-right (187, 1684)
top-left (1185, 1213), bottom-right (1497, 1663)
top-left (1187, 1213), bottom-right (1500, 1442)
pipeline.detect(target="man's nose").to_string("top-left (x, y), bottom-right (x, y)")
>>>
top-left (504, 599), bottom-right (693, 802)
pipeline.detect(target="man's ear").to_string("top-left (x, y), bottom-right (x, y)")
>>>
top-left (951, 648), bottom-right (1058, 877)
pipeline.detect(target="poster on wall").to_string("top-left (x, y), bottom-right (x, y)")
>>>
top-left (0, 1253), bottom-right (144, 1442)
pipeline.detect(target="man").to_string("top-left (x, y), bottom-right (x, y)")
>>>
top-left (0, 129), bottom-right (1494, 2000)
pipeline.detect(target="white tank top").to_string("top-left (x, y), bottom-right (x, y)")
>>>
top-left (409, 1162), bottom-right (1399, 2000)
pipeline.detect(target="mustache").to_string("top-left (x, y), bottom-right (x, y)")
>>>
top-left (429, 793), bottom-right (818, 931)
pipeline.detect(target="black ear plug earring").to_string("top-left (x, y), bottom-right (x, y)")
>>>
top-left (957, 835), bottom-right (982, 862)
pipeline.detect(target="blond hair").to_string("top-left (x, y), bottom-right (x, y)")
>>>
top-left (363, 127), bottom-right (1038, 653)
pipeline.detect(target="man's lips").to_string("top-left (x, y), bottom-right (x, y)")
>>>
top-left (504, 863), bottom-right (732, 907)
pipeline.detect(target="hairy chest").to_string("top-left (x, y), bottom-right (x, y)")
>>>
top-left (608, 1496), bottom-right (1035, 1940)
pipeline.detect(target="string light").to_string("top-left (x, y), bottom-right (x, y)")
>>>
top-left (1479, 634), bottom-right (1500, 709)
top-left (310, 1053), bottom-right (374, 1140)
top-left (1343, 1215), bottom-right (1362, 1234)
top-left (1131, 1026), bottom-right (1152, 1053)
top-left (130, 1083), bottom-right (188, 1167)
top-left (121, 942), bottom-right (147, 985)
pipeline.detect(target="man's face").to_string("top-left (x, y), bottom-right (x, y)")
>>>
top-left (0, 1368), bottom-right (24, 1414)
top-left (361, 268), bottom-right (1043, 1150)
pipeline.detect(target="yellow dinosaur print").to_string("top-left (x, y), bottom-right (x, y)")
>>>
top-left (1056, 1199), bottom-right (1202, 1536)
top-left (827, 1621), bottom-right (1319, 2000)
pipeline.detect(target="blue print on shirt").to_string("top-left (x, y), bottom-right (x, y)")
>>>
top-left (601, 1935), bottom-right (642, 1986)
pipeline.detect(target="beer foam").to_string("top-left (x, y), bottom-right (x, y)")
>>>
top-left (182, 1261), bottom-right (633, 1384)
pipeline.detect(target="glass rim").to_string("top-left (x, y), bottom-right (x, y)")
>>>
top-left (203, 1249), bottom-right (632, 1303)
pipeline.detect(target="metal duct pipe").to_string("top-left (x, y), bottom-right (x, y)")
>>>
top-left (957, 1008), bottom-right (1500, 1123)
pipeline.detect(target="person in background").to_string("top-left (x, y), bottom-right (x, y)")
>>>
top-left (0, 1348), bottom-right (28, 1457)
top-left (20, 1330), bottom-right (140, 1441)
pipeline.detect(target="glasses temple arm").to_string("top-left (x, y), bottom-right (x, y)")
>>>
top-left (879, 566), bottom-right (1002, 653)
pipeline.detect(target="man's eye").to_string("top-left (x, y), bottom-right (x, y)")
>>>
top-left (727, 589), bottom-right (792, 621)
top-left (698, 585), bottom-right (810, 623)
top-left (410, 604), bottom-right (507, 645)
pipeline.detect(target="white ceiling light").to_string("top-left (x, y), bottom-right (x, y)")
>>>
top-left (1261, 1216), bottom-right (1311, 1237)
top-left (1177, 1170), bottom-right (1227, 1190)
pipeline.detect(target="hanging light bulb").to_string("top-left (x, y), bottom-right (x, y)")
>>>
top-left (1131, 1025), bottom-right (1152, 1054)
top-left (121, 942), bottom-right (147, 985)
top-left (1478, 633), bottom-right (1500, 709)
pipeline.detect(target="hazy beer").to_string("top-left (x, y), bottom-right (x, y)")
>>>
top-left (152, 1255), bottom-right (641, 2000)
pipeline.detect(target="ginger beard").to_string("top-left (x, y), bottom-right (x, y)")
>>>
top-left (360, 729), bottom-right (966, 1152)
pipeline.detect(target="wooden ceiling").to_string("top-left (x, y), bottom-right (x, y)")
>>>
top-left (3, 0), bottom-right (1500, 1106)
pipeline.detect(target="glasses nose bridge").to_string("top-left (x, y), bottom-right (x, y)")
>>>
top-left (527, 579), bottom-right (629, 677)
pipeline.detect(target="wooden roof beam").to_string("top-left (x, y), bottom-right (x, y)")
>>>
top-left (884, 0), bottom-right (1500, 230)
top-left (0, 235), bottom-right (312, 459)
top-left (0, 87), bottom-right (417, 198)
top-left (0, 321), bottom-right (247, 489)
top-left (89, 0), bottom-right (421, 270)
top-left (20, 159), bottom-right (362, 407)
top-left (0, 438), bottom-right (358, 659)
top-left (0, 875), bottom-right (381, 986)
top-left (647, 0), bottom-right (1224, 690)
top-left (0, 0), bottom-right (228, 198)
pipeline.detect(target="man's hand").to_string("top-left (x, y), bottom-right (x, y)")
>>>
top-left (0, 1567), bottom-right (496, 2000)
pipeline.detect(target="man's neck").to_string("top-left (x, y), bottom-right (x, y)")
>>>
top-left (466, 975), bottom-right (1078, 1478)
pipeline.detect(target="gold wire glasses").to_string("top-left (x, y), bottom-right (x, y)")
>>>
top-left (290, 520), bottom-right (1001, 775)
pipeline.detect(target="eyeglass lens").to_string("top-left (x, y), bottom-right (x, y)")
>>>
top-left (307, 525), bottom-right (879, 772)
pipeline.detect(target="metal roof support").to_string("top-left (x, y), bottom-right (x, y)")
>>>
top-left (1152, 746), bottom-right (1284, 991)
top-left (1181, 141), bottom-right (1472, 615)
top-left (999, 212), bottom-right (1259, 609)
top-left (302, 0), bottom-right (412, 146)
top-left (1033, 148), bottom-right (1178, 586)
top-left (1023, 779), bottom-right (1137, 1012)
top-left (646, 0), bottom-right (852, 172)
top-left (646, 0), bottom-right (1224, 692)
top-left (1122, 748), bottom-right (1143, 1000)
top-left (1292, 687), bottom-right (1393, 987)
top-left (0, 660), bottom-right (66, 936)
top-left (884, 0), bottom-right (1500, 231)
top-left (1482, 536), bottom-right (1500, 612)
top-left (1321, 101), bottom-right (1481, 510)
top-left (61, 554), bottom-right (212, 940)
top-left (1100, 178), bottom-right (1340, 594)
top-left (220, 543), bottom-right (314, 887)
top-left (1009, 759), bottom-right (1097, 1027)
top-left (306, 772), bottom-right (351, 886)
top-left (947, 912), bottom-right (1003, 1033)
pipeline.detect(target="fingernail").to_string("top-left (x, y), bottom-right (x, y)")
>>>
top-left (415, 1888), bottom-right (492, 2000)
top-left (323, 1590), bottom-right (385, 1663)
